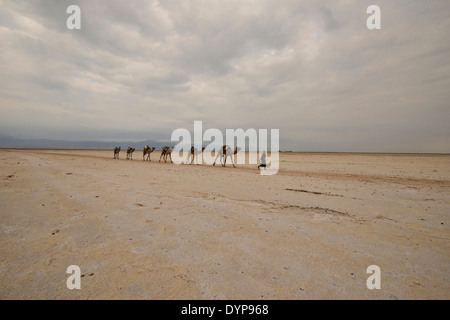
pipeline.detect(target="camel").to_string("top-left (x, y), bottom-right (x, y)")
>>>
top-left (143, 146), bottom-right (156, 161)
top-left (113, 147), bottom-right (120, 159)
top-left (159, 146), bottom-right (174, 163)
top-left (190, 146), bottom-right (205, 164)
top-left (126, 147), bottom-right (136, 160)
top-left (213, 145), bottom-right (241, 167)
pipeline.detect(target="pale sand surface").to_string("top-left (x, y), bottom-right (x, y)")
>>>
top-left (0, 149), bottom-right (449, 299)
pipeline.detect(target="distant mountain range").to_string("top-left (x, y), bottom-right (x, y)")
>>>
top-left (0, 136), bottom-right (285, 151)
top-left (0, 136), bottom-right (172, 150)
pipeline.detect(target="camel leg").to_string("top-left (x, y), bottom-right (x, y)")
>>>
top-left (192, 152), bottom-right (200, 165)
top-left (226, 155), bottom-right (232, 167)
top-left (228, 154), bottom-right (235, 167)
top-left (163, 153), bottom-right (169, 163)
top-left (213, 152), bottom-right (221, 166)
top-left (159, 153), bottom-right (164, 162)
top-left (225, 154), bottom-right (234, 167)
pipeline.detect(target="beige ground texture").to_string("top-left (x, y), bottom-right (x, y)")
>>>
top-left (0, 149), bottom-right (449, 299)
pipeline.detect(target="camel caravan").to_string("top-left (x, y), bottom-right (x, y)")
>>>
top-left (113, 145), bottom-right (241, 167)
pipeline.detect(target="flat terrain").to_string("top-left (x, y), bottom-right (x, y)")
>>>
top-left (0, 149), bottom-right (449, 299)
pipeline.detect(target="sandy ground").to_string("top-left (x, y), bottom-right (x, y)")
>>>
top-left (0, 149), bottom-right (449, 300)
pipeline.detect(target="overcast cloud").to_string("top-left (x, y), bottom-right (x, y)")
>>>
top-left (0, 0), bottom-right (449, 152)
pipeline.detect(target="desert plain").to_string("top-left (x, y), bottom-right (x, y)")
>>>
top-left (0, 148), bottom-right (449, 299)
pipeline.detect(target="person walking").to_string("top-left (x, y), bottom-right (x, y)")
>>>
top-left (258, 151), bottom-right (266, 170)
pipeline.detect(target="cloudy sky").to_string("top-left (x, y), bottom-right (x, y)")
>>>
top-left (0, 0), bottom-right (449, 152)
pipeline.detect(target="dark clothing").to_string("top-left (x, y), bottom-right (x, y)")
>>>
top-left (258, 152), bottom-right (267, 169)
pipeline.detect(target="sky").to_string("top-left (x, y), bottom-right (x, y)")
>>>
top-left (0, 0), bottom-right (449, 152)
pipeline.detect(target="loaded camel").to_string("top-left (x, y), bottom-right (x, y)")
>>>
top-left (159, 146), bottom-right (174, 163)
top-left (143, 146), bottom-right (156, 161)
top-left (113, 147), bottom-right (121, 159)
top-left (126, 147), bottom-right (136, 160)
top-left (213, 145), bottom-right (241, 167)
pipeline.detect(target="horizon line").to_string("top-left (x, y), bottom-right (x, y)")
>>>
top-left (1, 147), bottom-right (449, 156)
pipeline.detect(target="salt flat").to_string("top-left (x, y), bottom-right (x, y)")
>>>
top-left (0, 149), bottom-right (449, 299)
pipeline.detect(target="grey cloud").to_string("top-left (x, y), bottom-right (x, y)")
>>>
top-left (143, 72), bottom-right (191, 94)
top-left (0, 0), bottom-right (449, 152)
top-left (319, 6), bottom-right (340, 31)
